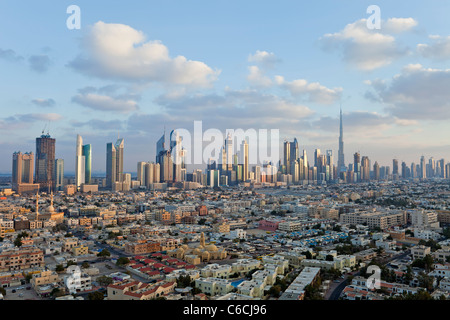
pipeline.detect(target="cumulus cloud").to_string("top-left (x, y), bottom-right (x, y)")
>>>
top-left (29, 54), bottom-right (51, 73)
top-left (72, 86), bottom-right (139, 113)
top-left (248, 50), bottom-right (280, 69)
top-left (365, 64), bottom-right (450, 120)
top-left (68, 21), bottom-right (220, 88)
top-left (417, 35), bottom-right (450, 60)
top-left (320, 18), bottom-right (416, 70)
top-left (275, 75), bottom-right (342, 104)
top-left (247, 65), bottom-right (272, 87)
top-left (31, 98), bottom-right (56, 108)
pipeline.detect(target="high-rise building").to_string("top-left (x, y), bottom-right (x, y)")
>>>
top-left (75, 135), bottom-right (85, 189)
top-left (83, 144), bottom-right (92, 185)
top-left (137, 162), bottom-right (146, 186)
top-left (283, 140), bottom-right (291, 174)
top-left (54, 159), bottom-right (64, 191)
top-left (106, 138), bottom-right (124, 189)
top-left (314, 149), bottom-right (321, 168)
top-left (373, 161), bottom-right (380, 180)
top-left (361, 156), bottom-right (370, 181)
top-left (12, 152), bottom-right (34, 191)
top-left (241, 139), bottom-right (249, 181)
top-left (393, 159), bottom-right (399, 179)
top-left (35, 133), bottom-right (56, 192)
top-left (326, 150), bottom-right (333, 181)
top-left (354, 152), bottom-right (361, 182)
top-left (337, 107), bottom-right (346, 174)
top-left (420, 156), bottom-right (426, 179)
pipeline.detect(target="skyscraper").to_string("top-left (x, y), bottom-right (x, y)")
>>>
top-left (83, 144), bottom-right (92, 185)
top-left (35, 133), bottom-right (56, 192)
top-left (75, 135), bottom-right (85, 189)
top-left (337, 107), bottom-right (346, 174)
top-left (54, 159), bottom-right (64, 191)
top-left (241, 139), bottom-right (249, 181)
top-left (283, 140), bottom-right (290, 174)
top-left (12, 151), bottom-right (34, 191)
top-left (106, 137), bottom-right (124, 189)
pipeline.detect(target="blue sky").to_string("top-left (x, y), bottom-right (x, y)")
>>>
top-left (1, 0), bottom-right (450, 174)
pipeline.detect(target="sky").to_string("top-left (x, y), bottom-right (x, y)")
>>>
top-left (1, 0), bottom-right (450, 174)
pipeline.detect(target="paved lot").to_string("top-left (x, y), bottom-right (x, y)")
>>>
top-left (3, 285), bottom-right (41, 300)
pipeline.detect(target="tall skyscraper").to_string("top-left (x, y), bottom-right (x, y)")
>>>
top-left (241, 139), bottom-right (249, 181)
top-left (283, 140), bottom-right (291, 174)
top-left (337, 107), bottom-right (346, 174)
top-left (290, 138), bottom-right (299, 164)
top-left (326, 150), bottom-right (334, 181)
top-left (314, 149), bottom-right (321, 168)
top-left (35, 133), bottom-right (56, 192)
top-left (420, 156), bottom-right (426, 179)
top-left (12, 151), bottom-right (34, 191)
top-left (361, 156), bottom-right (370, 181)
top-left (354, 152), bottom-right (361, 182)
top-left (83, 144), bottom-right (92, 185)
top-left (54, 159), bottom-right (64, 191)
top-left (373, 161), bottom-right (380, 180)
top-left (106, 137), bottom-right (124, 189)
top-left (75, 135), bottom-right (85, 189)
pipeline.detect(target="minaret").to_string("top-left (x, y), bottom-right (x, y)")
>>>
top-left (200, 232), bottom-right (206, 247)
top-left (337, 106), bottom-right (346, 174)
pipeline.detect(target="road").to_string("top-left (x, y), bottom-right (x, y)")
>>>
top-left (327, 250), bottom-right (411, 300)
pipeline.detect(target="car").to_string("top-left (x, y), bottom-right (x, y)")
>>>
top-left (26, 287), bottom-right (31, 290)
top-left (19, 293), bottom-right (24, 297)
top-left (12, 290), bottom-right (16, 293)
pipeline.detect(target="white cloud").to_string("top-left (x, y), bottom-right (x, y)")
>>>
top-left (320, 18), bottom-right (415, 70)
top-left (383, 18), bottom-right (418, 34)
top-left (69, 21), bottom-right (220, 88)
top-left (417, 35), bottom-right (450, 60)
top-left (247, 65), bottom-right (272, 87)
top-left (366, 64), bottom-right (450, 120)
top-left (248, 50), bottom-right (279, 68)
top-left (275, 75), bottom-right (342, 104)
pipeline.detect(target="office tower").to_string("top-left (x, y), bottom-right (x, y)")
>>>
top-left (326, 150), bottom-right (333, 181)
top-left (75, 135), bottom-right (85, 189)
top-left (144, 162), bottom-right (154, 187)
top-left (392, 159), bottom-right (399, 180)
top-left (35, 132), bottom-right (56, 192)
top-left (354, 152), bottom-right (361, 182)
top-left (83, 144), bottom-right (92, 185)
top-left (54, 159), bottom-right (64, 191)
top-left (241, 139), bottom-right (249, 181)
top-left (254, 165), bottom-right (261, 183)
top-left (314, 149), bottom-right (321, 168)
top-left (225, 133), bottom-right (233, 172)
top-left (411, 162), bottom-right (416, 179)
top-left (446, 163), bottom-right (450, 180)
top-left (373, 161), bottom-right (380, 180)
top-left (137, 162), bottom-right (146, 186)
top-left (428, 157), bottom-right (435, 178)
top-left (219, 146), bottom-right (227, 173)
top-left (170, 130), bottom-right (183, 182)
top-left (337, 107), bottom-right (346, 174)
top-left (283, 140), bottom-right (291, 174)
top-left (12, 152), bottom-right (34, 190)
top-left (302, 149), bottom-right (308, 170)
top-left (439, 159), bottom-right (446, 178)
top-left (156, 133), bottom-right (165, 161)
top-left (401, 161), bottom-right (408, 179)
top-left (160, 150), bottom-right (173, 182)
top-left (361, 156), bottom-right (370, 181)
top-left (106, 137), bottom-right (124, 189)
top-left (290, 138), bottom-right (299, 165)
top-left (420, 156), bottom-right (426, 179)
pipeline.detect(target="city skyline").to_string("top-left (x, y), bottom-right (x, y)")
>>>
top-left (2, 1), bottom-right (450, 173)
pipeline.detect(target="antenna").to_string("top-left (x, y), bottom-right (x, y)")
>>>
top-left (42, 123), bottom-right (47, 135)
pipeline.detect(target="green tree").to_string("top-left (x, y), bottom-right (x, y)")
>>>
top-left (97, 275), bottom-right (113, 287)
top-left (55, 264), bottom-right (65, 272)
top-left (97, 249), bottom-right (111, 258)
top-left (88, 291), bottom-right (105, 300)
top-left (81, 262), bottom-right (90, 269)
top-left (116, 257), bottom-right (130, 266)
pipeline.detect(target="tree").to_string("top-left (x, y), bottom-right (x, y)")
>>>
top-left (55, 264), bottom-right (65, 272)
top-left (81, 262), bottom-right (90, 269)
top-left (88, 291), bottom-right (105, 300)
top-left (97, 275), bottom-right (113, 287)
top-left (14, 237), bottom-right (22, 247)
top-left (177, 275), bottom-right (191, 288)
top-left (325, 255), bottom-right (334, 262)
top-left (0, 287), bottom-right (6, 296)
top-left (116, 257), bottom-right (130, 266)
top-left (97, 249), bottom-right (111, 258)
